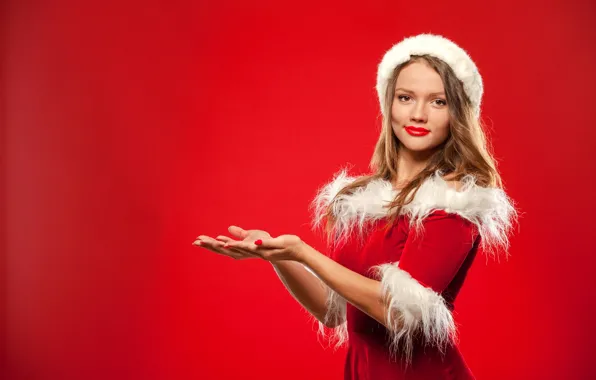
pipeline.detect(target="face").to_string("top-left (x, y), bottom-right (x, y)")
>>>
top-left (391, 61), bottom-right (450, 154)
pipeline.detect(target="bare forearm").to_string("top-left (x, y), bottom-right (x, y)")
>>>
top-left (271, 260), bottom-right (330, 323)
top-left (297, 242), bottom-right (389, 328)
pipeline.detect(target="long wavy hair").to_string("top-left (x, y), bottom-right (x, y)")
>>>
top-left (322, 54), bottom-right (504, 239)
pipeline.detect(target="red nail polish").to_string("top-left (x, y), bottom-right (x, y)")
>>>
top-left (255, 239), bottom-right (262, 246)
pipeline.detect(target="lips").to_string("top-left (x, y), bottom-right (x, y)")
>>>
top-left (404, 125), bottom-right (430, 136)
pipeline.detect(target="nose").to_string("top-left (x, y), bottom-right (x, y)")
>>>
top-left (410, 101), bottom-right (427, 123)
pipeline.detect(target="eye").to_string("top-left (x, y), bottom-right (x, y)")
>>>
top-left (433, 99), bottom-right (447, 106)
top-left (397, 95), bottom-right (411, 102)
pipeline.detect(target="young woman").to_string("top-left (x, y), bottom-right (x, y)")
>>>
top-left (194, 34), bottom-right (517, 379)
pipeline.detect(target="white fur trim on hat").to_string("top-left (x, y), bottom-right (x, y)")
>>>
top-left (376, 34), bottom-right (484, 117)
top-left (372, 262), bottom-right (456, 364)
top-left (310, 168), bottom-right (516, 257)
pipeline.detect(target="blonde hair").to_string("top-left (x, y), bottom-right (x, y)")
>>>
top-left (323, 54), bottom-right (504, 239)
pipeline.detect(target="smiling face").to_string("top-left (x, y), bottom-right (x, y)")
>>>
top-left (391, 60), bottom-right (451, 154)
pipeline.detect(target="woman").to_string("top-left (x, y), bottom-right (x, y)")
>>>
top-left (194, 34), bottom-right (517, 379)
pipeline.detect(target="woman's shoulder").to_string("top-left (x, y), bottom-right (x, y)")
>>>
top-left (310, 168), bottom-right (512, 219)
top-left (311, 168), bottom-right (517, 255)
top-left (309, 168), bottom-right (391, 228)
top-left (406, 171), bottom-right (517, 255)
top-left (407, 171), bottom-right (514, 224)
top-left (310, 168), bottom-right (392, 220)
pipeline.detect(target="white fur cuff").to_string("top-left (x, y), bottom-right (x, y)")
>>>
top-left (373, 263), bottom-right (456, 362)
top-left (316, 288), bottom-right (348, 349)
top-left (297, 264), bottom-right (349, 348)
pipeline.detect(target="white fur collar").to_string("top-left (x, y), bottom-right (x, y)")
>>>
top-left (310, 169), bottom-right (517, 256)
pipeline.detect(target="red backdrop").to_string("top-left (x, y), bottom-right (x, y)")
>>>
top-left (3, 0), bottom-right (596, 379)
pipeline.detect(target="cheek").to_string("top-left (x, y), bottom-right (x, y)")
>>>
top-left (391, 103), bottom-right (406, 124)
top-left (432, 112), bottom-right (450, 135)
top-left (435, 127), bottom-right (450, 142)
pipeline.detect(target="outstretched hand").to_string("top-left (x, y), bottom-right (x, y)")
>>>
top-left (225, 233), bottom-right (304, 262)
top-left (193, 226), bottom-right (305, 263)
top-left (193, 226), bottom-right (269, 261)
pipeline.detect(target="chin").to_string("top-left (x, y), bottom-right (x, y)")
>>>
top-left (397, 134), bottom-right (437, 152)
top-left (402, 144), bottom-right (437, 153)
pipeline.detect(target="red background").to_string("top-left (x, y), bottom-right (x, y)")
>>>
top-left (3, 1), bottom-right (596, 379)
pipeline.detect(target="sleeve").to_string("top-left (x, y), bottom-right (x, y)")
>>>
top-left (372, 210), bottom-right (479, 362)
top-left (307, 170), bottom-right (354, 348)
top-left (312, 248), bottom-right (349, 349)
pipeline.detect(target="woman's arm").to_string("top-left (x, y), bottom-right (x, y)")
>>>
top-left (223, 214), bottom-right (479, 362)
top-left (196, 226), bottom-right (343, 327)
top-left (271, 260), bottom-right (342, 327)
top-left (296, 243), bottom-right (389, 328)
top-left (217, 232), bottom-right (383, 328)
top-left (296, 213), bottom-right (479, 333)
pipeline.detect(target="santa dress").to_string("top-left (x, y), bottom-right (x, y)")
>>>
top-left (309, 169), bottom-right (516, 380)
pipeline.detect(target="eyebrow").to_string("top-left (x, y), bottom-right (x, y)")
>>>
top-left (395, 88), bottom-right (445, 96)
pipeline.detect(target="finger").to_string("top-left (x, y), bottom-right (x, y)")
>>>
top-left (227, 243), bottom-right (271, 260)
top-left (217, 240), bottom-right (261, 259)
top-left (225, 240), bottom-right (260, 251)
top-left (199, 236), bottom-right (256, 257)
top-left (215, 235), bottom-right (235, 243)
top-left (253, 237), bottom-right (285, 249)
top-left (228, 246), bottom-right (260, 259)
top-left (195, 235), bottom-right (219, 245)
top-left (193, 239), bottom-right (225, 254)
top-left (196, 235), bottom-right (222, 244)
top-left (196, 236), bottom-right (228, 249)
top-left (194, 237), bottom-right (252, 259)
top-left (228, 226), bottom-right (248, 239)
top-left (224, 242), bottom-right (266, 259)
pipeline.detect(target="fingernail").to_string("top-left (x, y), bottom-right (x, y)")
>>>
top-left (254, 239), bottom-right (262, 246)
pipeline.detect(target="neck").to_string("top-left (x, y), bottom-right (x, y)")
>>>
top-left (394, 146), bottom-right (437, 188)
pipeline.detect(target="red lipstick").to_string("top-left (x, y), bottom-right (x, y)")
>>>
top-left (404, 125), bottom-right (430, 136)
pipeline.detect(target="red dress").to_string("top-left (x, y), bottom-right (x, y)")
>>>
top-left (311, 169), bottom-right (516, 380)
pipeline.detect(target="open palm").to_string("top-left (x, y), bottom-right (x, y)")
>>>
top-left (193, 226), bottom-right (270, 261)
